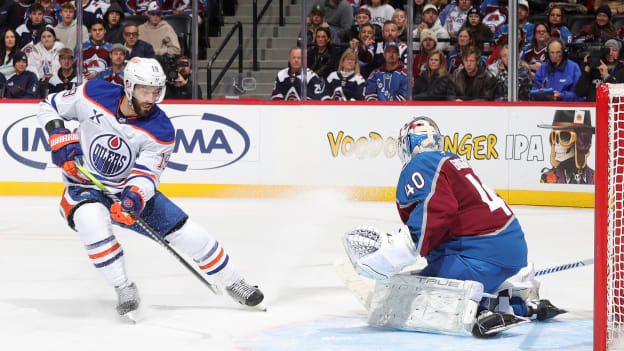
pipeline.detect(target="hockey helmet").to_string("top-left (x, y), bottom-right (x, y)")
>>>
top-left (398, 116), bottom-right (443, 165)
top-left (123, 57), bottom-right (167, 104)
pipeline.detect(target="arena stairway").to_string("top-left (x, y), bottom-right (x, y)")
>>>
top-left (197, 1), bottom-right (303, 100)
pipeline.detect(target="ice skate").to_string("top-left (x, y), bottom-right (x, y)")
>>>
top-left (115, 282), bottom-right (140, 323)
top-left (527, 299), bottom-right (567, 321)
top-left (472, 310), bottom-right (529, 338)
top-left (226, 278), bottom-right (266, 311)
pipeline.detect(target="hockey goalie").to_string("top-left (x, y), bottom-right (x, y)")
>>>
top-left (340, 116), bottom-right (566, 337)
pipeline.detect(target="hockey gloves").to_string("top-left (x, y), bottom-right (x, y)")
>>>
top-left (48, 128), bottom-right (82, 176)
top-left (110, 186), bottom-right (145, 225)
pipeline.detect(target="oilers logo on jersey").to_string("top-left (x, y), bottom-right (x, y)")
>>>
top-left (90, 134), bottom-right (132, 177)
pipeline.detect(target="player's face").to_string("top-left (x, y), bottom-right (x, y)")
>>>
top-left (90, 24), bottom-right (106, 42)
top-left (596, 13), bottom-right (609, 27)
top-left (111, 49), bottom-right (125, 65)
top-left (428, 53), bottom-right (441, 70)
top-left (382, 23), bottom-right (398, 42)
top-left (132, 84), bottom-right (162, 116)
top-left (61, 8), bottom-right (74, 24)
top-left (342, 55), bottom-right (356, 71)
top-left (288, 48), bottom-right (302, 72)
top-left (356, 13), bottom-right (369, 25)
top-left (41, 31), bottom-right (55, 49)
top-left (4, 31), bottom-right (15, 49)
top-left (123, 26), bottom-right (139, 46)
top-left (30, 11), bottom-right (44, 25)
top-left (107, 11), bottom-right (121, 25)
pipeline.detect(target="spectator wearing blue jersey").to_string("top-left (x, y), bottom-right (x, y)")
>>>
top-left (5, 51), bottom-right (39, 98)
top-left (365, 44), bottom-right (408, 101)
top-left (271, 47), bottom-right (326, 100)
top-left (324, 49), bottom-right (366, 100)
top-left (493, 0), bottom-right (534, 44)
top-left (532, 38), bottom-right (582, 101)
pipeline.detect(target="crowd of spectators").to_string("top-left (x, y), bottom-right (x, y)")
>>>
top-left (273, 0), bottom-right (624, 102)
top-left (0, 0), bottom-right (213, 99)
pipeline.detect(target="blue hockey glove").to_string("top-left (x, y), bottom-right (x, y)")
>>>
top-left (48, 128), bottom-right (82, 176)
top-left (110, 186), bottom-right (145, 225)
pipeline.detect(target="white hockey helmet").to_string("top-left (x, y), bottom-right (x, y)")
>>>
top-left (398, 116), bottom-right (443, 165)
top-left (123, 57), bottom-right (167, 104)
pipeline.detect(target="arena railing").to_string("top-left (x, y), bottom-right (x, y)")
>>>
top-left (206, 21), bottom-right (243, 99)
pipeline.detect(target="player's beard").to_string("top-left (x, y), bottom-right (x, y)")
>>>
top-left (131, 97), bottom-right (154, 117)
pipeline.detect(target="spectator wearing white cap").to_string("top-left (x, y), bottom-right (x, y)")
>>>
top-left (413, 4), bottom-right (450, 51)
top-left (138, 1), bottom-right (181, 56)
top-left (575, 38), bottom-right (624, 101)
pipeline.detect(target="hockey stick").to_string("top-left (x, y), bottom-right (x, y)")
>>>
top-left (535, 258), bottom-right (594, 276)
top-left (74, 161), bottom-right (221, 295)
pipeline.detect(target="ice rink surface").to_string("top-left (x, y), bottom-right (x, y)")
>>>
top-left (0, 193), bottom-right (595, 350)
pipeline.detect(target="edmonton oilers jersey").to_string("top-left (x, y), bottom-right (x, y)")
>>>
top-left (37, 79), bottom-right (174, 202)
top-left (396, 151), bottom-right (527, 268)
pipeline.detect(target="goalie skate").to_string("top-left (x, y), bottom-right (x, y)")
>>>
top-left (472, 311), bottom-right (529, 338)
top-left (115, 282), bottom-right (140, 324)
top-left (527, 299), bottom-right (567, 321)
top-left (226, 279), bottom-right (266, 311)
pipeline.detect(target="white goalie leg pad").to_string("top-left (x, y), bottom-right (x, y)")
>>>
top-left (343, 225), bottom-right (419, 280)
top-left (166, 219), bottom-right (240, 287)
top-left (74, 202), bottom-right (129, 288)
top-left (367, 274), bottom-right (483, 336)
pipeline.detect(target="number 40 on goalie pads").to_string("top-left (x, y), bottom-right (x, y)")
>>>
top-left (367, 274), bottom-right (484, 336)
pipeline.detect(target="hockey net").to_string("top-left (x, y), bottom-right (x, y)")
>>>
top-left (596, 84), bottom-right (624, 351)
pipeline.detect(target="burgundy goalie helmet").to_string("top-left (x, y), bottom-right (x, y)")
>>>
top-left (398, 116), bottom-right (443, 165)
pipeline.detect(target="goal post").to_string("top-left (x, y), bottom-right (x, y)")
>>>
top-left (595, 83), bottom-right (624, 351)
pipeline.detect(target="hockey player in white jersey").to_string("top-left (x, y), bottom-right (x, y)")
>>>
top-left (37, 57), bottom-right (264, 320)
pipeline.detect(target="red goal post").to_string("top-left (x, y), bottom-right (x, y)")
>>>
top-left (596, 83), bottom-right (624, 351)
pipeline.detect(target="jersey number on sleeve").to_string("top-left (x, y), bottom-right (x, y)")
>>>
top-left (465, 173), bottom-right (511, 215)
top-left (404, 171), bottom-right (425, 197)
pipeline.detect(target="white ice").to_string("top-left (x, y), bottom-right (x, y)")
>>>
top-left (0, 193), bottom-right (594, 350)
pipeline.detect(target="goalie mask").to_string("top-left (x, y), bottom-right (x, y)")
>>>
top-left (538, 110), bottom-right (595, 169)
top-left (398, 116), bottom-right (443, 165)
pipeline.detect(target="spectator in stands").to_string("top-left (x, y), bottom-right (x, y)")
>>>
top-left (0, 29), bottom-right (18, 78)
top-left (412, 0), bottom-right (427, 26)
top-left (47, 47), bottom-right (76, 93)
top-left (365, 44), bottom-right (408, 101)
top-left (271, 47), bottom-right (326, 100)
top-left (79, 18), bottom-right (111, 80)
top-left (125, 0), bottom-right (151, 15)
top-left (324, 49), bottom-right (366, 100)
top-left (360, 0), bottom-right (395, 29)
top-left (122, 23), bottom-right (155, 59)
top-left (165, 55), bottom-right (202, 99)
top-left (81, 0), bottom-right (109, 28)
top-left (533, 38), bottom-right (582, 101)
top-left (413, 4), bottom-right (450, 51)
top-left (413, 28), bottom-right (437, 80)
top-left (546, 5), bottom-right (573, 44)
top-left (104, 3), bottom-right (124, 44)
top-left (369, 21), bottom-right (408, 71)
top-left (300, 4), bottom-right (341, 46)
top-left (413, 49), bottom-right (449, 100)
top-left (393, 9), bottom-right (408, 42)
top-left (347, 7), bottom-right (382, 42)
top-left (316, 0), bottom-right (353, 41)
top-left (447, 28), bottom-right (485, 73)
top-left (96, 43), bottom-right (125, 85)
top-left (16, 3), bottom-right (49, 54)
top-left (0, 0), bottom-right (21, 36)
top-left (578, 5), bottom-right (618, 44)
top-left (54, 2), bottom-right (89, 51)
top-left (462, 6), bottom-right (493, 53)
top-left (139, 1), bottom-right (181, 56)
top-left (39, 0), bottom-right (61, 27)
top-left (447, 46), bottom-right (496, 101)
top-left (439, 0), bottom-right (472, 38)
top-left (493, 0), bottom-right (534, 44)
top-left (521, 22), bottom-right (550, 77)
top-left (307, 27), bottom-right (341, 80)
top-left (487, 44), bottom-right (532, 101)
top-left (575, 38), bottom-right (624, 101)
top-left (27, 27), bottom-right (63, 81)
top-left (595, 0), bottom-right (624, 15)
top-left (5, 51), bottom-right (38, 98)
top-left (349, 22), bottom-right (376, 78)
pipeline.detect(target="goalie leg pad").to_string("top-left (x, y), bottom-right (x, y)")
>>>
top-left (367, 274), bottom-right (484, 336)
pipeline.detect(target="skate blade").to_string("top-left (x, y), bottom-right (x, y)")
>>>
top-left (119, 311), bottom-right (138, 324)
top-left (253, 303), bottom-right (267, 312)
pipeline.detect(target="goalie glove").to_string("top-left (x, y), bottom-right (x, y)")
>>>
top-left (342, 225), bottom-right (419, 280)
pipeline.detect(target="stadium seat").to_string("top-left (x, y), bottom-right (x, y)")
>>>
top-left (528, 14), bottom-right (547, 25)
top-left (614, 15), bottom-right (624, 30)
top-left (122, 15), bottom-right (148, 27)
top-left (567, 14), bottom-right (595, 36)
top-left (163, 14), bottom-right (192, 56)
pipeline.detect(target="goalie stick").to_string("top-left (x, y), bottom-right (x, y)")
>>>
top-left (74, 160), bottom-right (221, 295)
top-left (534, 258), bottom-right (594, 276)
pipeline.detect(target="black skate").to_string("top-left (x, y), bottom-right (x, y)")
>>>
top-left (472, 311), bottom-right (529, 338)
top-left (527, 299), bottom-right (567, 321)
top-left (226, 278), bottom-right (265, 311)
top-left (115, 282), bottom-right (140, 323)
